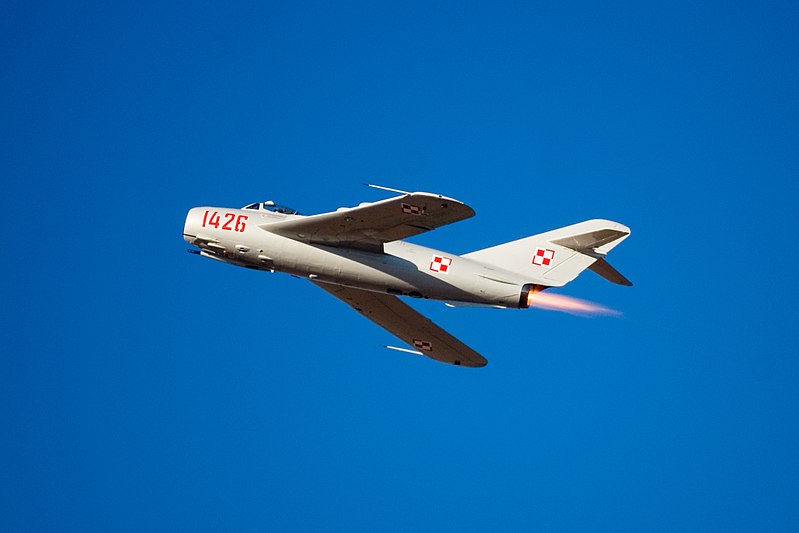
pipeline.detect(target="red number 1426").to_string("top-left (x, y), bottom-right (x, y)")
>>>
top-left (201, 211), bottom-right (248, 232)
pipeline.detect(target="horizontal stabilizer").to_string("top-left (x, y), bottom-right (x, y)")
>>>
top-left (588, 257), bottom-right (632, 286)
top-left (551, 228), bottom-right (629, 253)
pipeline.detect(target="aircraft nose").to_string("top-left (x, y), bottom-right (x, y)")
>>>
top-left (183, 207), bottom-right (204, 244)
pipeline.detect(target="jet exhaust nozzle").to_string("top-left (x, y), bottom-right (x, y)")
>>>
top-left (520, 284), bottom-right (547, 309)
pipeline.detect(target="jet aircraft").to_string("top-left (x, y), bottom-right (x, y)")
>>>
top-left (183, 185), bottom-right (631, 367)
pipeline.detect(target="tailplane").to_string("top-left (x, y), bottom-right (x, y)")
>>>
top-left (462, 219), bottom-right (631, 287)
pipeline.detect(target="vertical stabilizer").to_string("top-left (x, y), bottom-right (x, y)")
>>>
top-left (462, 219), bottom-right (631, 287)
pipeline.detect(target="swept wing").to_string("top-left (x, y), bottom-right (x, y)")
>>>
top-left (313, 282), bottom-right (487, 367)
top-left (264, 192), bottom-right (474, 252)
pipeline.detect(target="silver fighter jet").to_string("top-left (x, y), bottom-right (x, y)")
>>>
top-left (183, 185), bottom-right (631, 367)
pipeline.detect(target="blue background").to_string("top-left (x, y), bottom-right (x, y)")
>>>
top-left (3, 1), bottom-right (798, 531)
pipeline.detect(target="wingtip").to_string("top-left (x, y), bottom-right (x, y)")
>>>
top-left (460, 359), bottom-right (488, 368)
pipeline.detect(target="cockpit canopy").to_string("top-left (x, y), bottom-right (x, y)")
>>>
top-left (242, 200), bottom-right (300, 215)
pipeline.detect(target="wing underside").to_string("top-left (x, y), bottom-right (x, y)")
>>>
top-left (312, 282), bottom-right (487, 367)
top-left (263, 192), bottom-right (475, 251)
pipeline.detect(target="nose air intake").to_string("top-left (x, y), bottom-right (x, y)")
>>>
top-left (183, 207), bottom-right (205, 243)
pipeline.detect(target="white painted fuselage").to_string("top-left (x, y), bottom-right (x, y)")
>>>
top-left (184, 206), bottom-right (536, 309)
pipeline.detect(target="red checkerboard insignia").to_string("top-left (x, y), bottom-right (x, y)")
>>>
top-left (532, 248), bottom-right (556, 267)
top-left (413, 339), bottom-right (433, 352)
top-left (401, 203), bottom-right (422, 215)
top-left (429, 255), bottom-right (453, 273)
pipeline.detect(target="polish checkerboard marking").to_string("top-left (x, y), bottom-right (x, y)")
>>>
top-left (532, 248), bottom-right (555, 267)
top-left (413, 339), bottom-right (433, 351)
top-left (401, 203), bottom-right (422, 215)
top-left (429, 255), bottom-right (452, 273)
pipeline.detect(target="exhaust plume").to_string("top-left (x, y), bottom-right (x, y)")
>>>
top-left (527, 291), bottom-right (621, 317)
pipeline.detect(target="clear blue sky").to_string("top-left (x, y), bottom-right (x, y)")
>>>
top-left (3, 1), bottom-right (798, 531)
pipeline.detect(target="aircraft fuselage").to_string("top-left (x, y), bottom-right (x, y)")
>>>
top-left (184, 206), bottom-right (535, 308)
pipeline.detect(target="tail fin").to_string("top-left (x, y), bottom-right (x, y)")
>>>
top-left (462, 219), bottom-right (631, 287)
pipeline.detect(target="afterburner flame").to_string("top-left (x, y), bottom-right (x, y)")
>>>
top-left (527, 291), bottom-right (621, 316)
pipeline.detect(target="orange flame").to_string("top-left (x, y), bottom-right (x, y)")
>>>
top-left (527, 291), bottom-right (621, 317)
